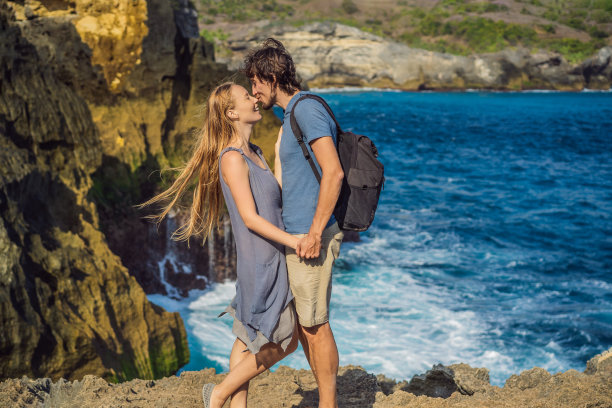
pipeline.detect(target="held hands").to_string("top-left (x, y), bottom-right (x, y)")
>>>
top-left (296, 233), bottom-right (321, 259)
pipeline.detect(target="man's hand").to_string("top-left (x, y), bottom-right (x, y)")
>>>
top-left (296, 233), bottom-right (322, 259)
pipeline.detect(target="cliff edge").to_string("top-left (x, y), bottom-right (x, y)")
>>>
top-left (1, 348), bottom-right (610, 407)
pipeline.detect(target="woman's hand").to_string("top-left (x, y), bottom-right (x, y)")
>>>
top-left (290, 235), bottom-right (300, 250)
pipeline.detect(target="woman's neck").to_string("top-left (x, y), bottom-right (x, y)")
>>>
top-left (230, 122), bottom-right (253, 150)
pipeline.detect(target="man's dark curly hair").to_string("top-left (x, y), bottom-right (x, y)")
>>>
top-left (243, 38), bottom-right (301, 94)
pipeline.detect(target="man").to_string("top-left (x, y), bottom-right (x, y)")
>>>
top-left (244, 38), bottom-right (344, 408)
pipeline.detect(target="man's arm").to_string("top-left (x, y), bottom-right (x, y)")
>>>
top-left (274, 127), bottom-right (283, 187)
top-left (296, 136), bottom-right (343, 259)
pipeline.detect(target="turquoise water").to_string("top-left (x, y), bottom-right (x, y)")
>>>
top-left (150, 89), bottom-right (612, 385)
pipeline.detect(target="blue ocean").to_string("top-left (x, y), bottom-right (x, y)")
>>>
top-left (149, 90), bottom-right (612, 386)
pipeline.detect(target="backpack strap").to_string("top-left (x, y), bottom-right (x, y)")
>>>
top-left (289, 94), bottom-right (342, 184)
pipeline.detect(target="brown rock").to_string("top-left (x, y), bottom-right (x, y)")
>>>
top-left (401, 364), bottom-right (458, 398)
top-left (448, 363), bottom-right (491, 395)
top-left (505, 367), bottom-right (552, 390)
top-left (585, 347), bottom-right (612, 375)
top-left (3, 350), bottom-right (611, 408)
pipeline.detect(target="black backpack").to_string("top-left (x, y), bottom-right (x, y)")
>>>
top-left (290, 94), bottom-right (384, 232)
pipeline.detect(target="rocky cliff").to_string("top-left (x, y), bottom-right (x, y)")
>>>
top-left (0, 0), bottom-right (280, 382)
top-left (220, 22), bottom-right (612, 91)
top-left (1, 347), bottom-right (610, 407)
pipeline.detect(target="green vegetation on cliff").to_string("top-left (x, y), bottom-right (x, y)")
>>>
top-left (197, 0), bottom-right (612, 62)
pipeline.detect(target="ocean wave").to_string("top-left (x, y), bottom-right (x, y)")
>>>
top-left (310, 86), bottom-right (403, 93)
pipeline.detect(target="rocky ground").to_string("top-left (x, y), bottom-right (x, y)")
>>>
top-left (1, 348), bottom-right (610, 408)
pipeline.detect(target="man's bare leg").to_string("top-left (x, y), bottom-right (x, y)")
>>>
top-left (299, 322), bottom-right (339, 408)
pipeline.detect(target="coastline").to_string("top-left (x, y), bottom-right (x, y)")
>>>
top-left (2, 348), bottom-right (610, 407)
top-left (310, 86), bottom-right (612, 93)
top-left (2, 0), bottom-right (611, 390)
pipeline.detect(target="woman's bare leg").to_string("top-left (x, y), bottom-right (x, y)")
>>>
top-left (209, 329), bottom-right (298, 408)
top-left (229, 339), bottom-right (250, 408)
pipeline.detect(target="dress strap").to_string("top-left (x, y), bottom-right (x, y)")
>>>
top-left (219, 146), bottom-right (245, 158)
top-left (250, 143), bottom-right (271, 171)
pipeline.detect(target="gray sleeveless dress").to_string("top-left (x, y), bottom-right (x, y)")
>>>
top-left (218, 144), bottom-right (295, 354)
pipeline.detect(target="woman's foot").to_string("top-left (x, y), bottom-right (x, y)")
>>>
top-left (202, 383), bottom-right (215, 408)
top-left (209, 385), bottom-right (227, 408)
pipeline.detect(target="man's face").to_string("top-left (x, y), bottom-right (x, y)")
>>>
top-left (250, 75), bottom-right (276, 110)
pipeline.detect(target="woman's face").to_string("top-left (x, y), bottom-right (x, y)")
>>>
top-left (230, 85), bottom-right (262, 124)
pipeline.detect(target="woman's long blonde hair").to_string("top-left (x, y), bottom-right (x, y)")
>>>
top-left (139, 82), bottom-right (236, 243)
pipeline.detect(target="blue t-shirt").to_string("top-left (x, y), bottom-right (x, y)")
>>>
top-left (280, 92), bottom-right (338, 234)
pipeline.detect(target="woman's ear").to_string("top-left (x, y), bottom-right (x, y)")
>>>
top-left (228, 110), bottom-right (238, 120)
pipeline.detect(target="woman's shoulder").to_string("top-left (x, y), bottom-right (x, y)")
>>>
top-left (220, 148), bottom-right (246, 165)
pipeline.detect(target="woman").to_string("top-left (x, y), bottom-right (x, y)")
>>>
top-left (140, 82), bottom-right (298, 408)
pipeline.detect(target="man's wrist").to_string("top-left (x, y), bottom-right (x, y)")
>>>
top-left (308, 229), bottom-right (323, 240)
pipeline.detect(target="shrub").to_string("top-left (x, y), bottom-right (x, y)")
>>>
top-left (573, 0), bottom-right (591, 7)
top-left (562, 16), bottom-right (586, 30)
top-left (341, 0), bottom-right (359, 14)
top-left (546, 38), bottom-right (602, 63)
top-left (200, 28), bottom-right (228, 43)
top-left (539, 23), bottom-right (556, 33)
top-left (588, 26), bottom-right (609, 38)
top-left (410, 8), bottom-right (426, 19)
top-left (592, 10), bottom-right (612, 23)
top-left (542, 10), bottom-right (559, 21)
top-left (593, 0), bottom-right (612, 12)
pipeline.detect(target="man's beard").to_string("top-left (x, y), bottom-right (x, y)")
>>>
top-left (261, 87), bottom-right (277, 110)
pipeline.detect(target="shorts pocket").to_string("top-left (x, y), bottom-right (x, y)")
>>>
top-left (250, 252), bottom-right (281, 314)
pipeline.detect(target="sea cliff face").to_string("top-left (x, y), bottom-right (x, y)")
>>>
top-left (1, 348), bottom-right (610, 407)
top-left (220, 22), bottom-right (612, 91)
top-left (0, 0), bottom-right (279, 382)
top-left (0, 0), bottom-right (189, 382)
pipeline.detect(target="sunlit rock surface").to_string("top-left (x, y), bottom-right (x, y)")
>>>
top-left (1, 348), bottom-right (610, 407)
top-left (0, 0), bottom-right (280, 382)
top-left (220, 22), bottom-right (612, 91)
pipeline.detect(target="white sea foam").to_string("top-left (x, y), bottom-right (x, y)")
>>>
top-left (310, 87), bottom-right (404, 93)
top-left (582, 88), bottom-right (612, 93)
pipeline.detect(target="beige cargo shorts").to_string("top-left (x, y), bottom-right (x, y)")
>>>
top-left (285, 222), bottom-right (343, 327)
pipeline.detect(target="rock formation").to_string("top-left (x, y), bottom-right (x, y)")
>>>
top-left (1, 347), bottom-right (610, 407)
top-left (220, 22), bottom-right (612, 91)
top-left (0, 0), bottom-right (189, 382)
top-left (0, 0), bottom-right (280, 382)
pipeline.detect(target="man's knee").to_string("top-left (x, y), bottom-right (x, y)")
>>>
top-left (300, 321), bottom-right (332, 339)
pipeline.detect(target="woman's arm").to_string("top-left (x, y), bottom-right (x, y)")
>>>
top-left (274, 127), bottom-right (283, 187)
top-left (221, 151), bottom-right (298, 249)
